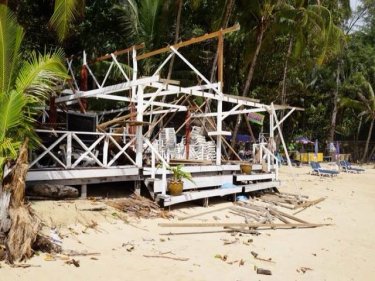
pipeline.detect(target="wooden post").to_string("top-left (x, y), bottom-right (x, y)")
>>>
top-left (185, 110), bottom-right (191, 160)
top-left (217, 32), bottom-right (224, 86)
top-left (216, 86), bottom-right (223, 165)
top-left (80, 184), bottom-right (87, 199)
top-left (271, 104), bottom-right (292, 167)
top-left (216, 32), bottom-right (224, 165)
top-left (136, 85), bottom-right (144, 168)
top-left (66, 132), bottom-right (72, 168)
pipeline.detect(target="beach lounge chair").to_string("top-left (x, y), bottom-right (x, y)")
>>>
top-left (310, 161), bottom-right (339, 177)
top-left (339, 160), bottom-right (365, 173)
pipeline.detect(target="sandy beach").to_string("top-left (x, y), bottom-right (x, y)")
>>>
top-left (1, 165), bottom-right (375, 281)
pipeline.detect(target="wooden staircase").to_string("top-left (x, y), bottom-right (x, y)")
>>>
top-left (143, 164), bottom-right (280, 207)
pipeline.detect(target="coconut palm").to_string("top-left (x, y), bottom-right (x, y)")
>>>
top-left (49, 0), bottom-right (85, 42)
top-left (0, 5), bottom-right (68, 179)
top-left (341, 73), bottom-right (375, 162)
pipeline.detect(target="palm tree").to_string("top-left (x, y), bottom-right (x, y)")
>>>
top-left (230, 0), bottom-right (282, 149)
top-left (49, 0), bottom-right (85, 42)
top-left (341, 74), bottom-right (375, 162)
top-left (276, 2), bottom-right (344, 138)
top-left (0, 5), bottom-right (68, 179)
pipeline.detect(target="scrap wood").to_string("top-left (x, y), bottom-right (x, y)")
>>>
top-left (106, 194), bottom-right (172, 219)
top-left (65, 258), bottom-right (80, 267)
top-left (62, 250), bottom-right (101, 257)
top-left (256, 268), bottom-right (272, 275)
top-left (257, 198), bottom-right (295, 210)
top-left (224, 227), bottom-right (260, 235)
top-left (268, 209), bottom-right (290, 224)
top-left (228, 210), bottom-right (261, 222)
top-left (279, 192), bottom-right (309, 199)
top-left (297, 266), bottom-right (313, 273)
top-left (10, 263), bottom-right (41, 268)
top-left (178, 206), bottom-right (231, 221)
top-left (143, 254), bottom-right (189, 261)
top-left (293, 198), bottom-right (326, 215)
top-left (158, 222), bottom-right (330, 229)
top-left (231, 205), bottom-right (262, 216)
top-left (160, 230), bottom-right (233, 236)
top-left (268, 208), bottom-right (309, 224)
top-left (251, 251), bottom-right (275, 263)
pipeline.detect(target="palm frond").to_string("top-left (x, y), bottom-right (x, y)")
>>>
top-left (114, 0), bottom-right (140, 44)
top-left (0, 90), bottom-right (25, 141)
top-left (49, 0), bottom-right (85, 42)
top-left (0, 4), bottom-right (24, 93)
top-left (15, 49), bottom-right (68, 102)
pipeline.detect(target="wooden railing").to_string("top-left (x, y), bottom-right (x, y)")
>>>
top-left (30, 130), bottom-right (137, 169)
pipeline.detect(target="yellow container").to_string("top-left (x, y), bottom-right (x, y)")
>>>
top-left (296, 152), bottom-right (323, 163)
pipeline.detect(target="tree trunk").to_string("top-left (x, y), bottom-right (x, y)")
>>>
top-left (208, 0), bottom-right (235, 83)
top-left (368, 142), bottom-right (375, 162)
top-left (276, 37), bottom-right (293, 148)
top-left (328, 62), bottom-right (340, 143)
top-left (154, 0), bottom-right (183, 132)
top-left (231, 23), bottom-right (266, 151)
top-left (203, 0), bottom-right (234, 130)
top-left (2, 139), bottom-right (41, 263)
top-left (166, 0), bottom-right (183, 81)
top-left (361, 118), bottom-right (374, 163)
top-left (355, 116), bottom-right (363, 161)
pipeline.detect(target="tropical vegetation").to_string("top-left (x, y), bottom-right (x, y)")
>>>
top-left (1, 0), bottom-right (375, 162)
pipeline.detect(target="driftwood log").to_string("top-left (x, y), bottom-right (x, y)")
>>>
top-left (26, 184), bottom-right (79, 199)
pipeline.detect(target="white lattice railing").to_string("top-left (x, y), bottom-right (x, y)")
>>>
top-left (30, 130), bottom-right (137, 169)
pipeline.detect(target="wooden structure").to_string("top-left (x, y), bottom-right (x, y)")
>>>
top-left (27, 25), bottom-right (300, 206)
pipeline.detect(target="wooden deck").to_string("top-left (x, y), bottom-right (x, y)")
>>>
top-left (26, 164), bottom-right (279, 206)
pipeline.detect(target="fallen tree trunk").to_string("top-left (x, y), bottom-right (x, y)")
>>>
top-left (26, 184), bottom-right (79, 199)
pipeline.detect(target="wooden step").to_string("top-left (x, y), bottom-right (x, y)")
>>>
top-left (158, 181), bottom-right (281, 207)
top-left (234, 173), bottom-right (276, 183)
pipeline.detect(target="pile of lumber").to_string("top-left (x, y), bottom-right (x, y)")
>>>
top-left (256, 192), bottom-right (325, 215)
top-left (230, 201), bottom-right (309, 226)
top-left (159, 193), bottom-right (328, 234)
top-left (106, 194), bottom-right (172, 219)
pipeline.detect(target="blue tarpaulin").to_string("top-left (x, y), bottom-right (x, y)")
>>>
top-left (226, 134), bottom-right (254, 142)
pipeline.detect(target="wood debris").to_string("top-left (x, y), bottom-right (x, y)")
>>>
top-left (106, 194), bottom-right (172, 219)
top-left (256, 268), bottom-right (272, 275)
top-left (297, 266), bottom-right (313, 273)
top-left (255, 192), bottom-right (325, 212)
top-left (65, 258), bottom-right (80, 267)
top-left (159, 193), bottom-right (329, 235)
top-left (143, 254), bottom-right (189, 261)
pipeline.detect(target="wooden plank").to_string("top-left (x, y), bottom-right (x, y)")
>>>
top-left (235, 173), bottom-right (276, 182)
top-left (217, 32), bottom-right (223, 84)
top-left (136, 24), bottom-right (240, 60)
top-left (178, 206), bottom-right (231, 221)
top-left (293, 198), bottom-right (326, 215)
top-left (158, 222), bottom-right (330, 228)
top-left (269, 208), bottom-right (309, 224)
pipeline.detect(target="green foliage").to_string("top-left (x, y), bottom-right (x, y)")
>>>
top-left (50, 0), bottom-right (85, 42)
top-left (3, 0), bottom-right (374, 160)
top-left (167, 165), bottom-right (194, 183)
top-left (0, 5), bottom-right (67, 179)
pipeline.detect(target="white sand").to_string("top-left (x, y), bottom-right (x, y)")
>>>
top-left (1, 165), bottom-right (375, 281)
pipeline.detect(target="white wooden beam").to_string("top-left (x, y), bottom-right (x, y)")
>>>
top-left (273, 108), bottom-right (296, 131)
top-left (170, 46), bottom-right (223, 96)
top-left (56, 76), bottom-right (160, 103)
